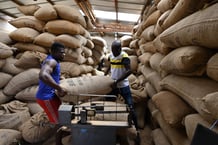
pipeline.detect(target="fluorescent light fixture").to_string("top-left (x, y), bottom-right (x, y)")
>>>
top-left (93, 10), bottom-right (139, 22)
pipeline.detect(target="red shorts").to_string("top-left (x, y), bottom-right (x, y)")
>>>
top-left (36, 95), bottom-right (61, 124)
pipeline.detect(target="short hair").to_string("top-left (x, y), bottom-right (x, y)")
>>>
top-left (111, 40), bottom-right (121, 50)
top-left (51, 42), bottom-right (65, 53)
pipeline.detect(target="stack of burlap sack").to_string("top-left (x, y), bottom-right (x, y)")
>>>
top-left (0, 3), bottom-right (148, 145)
top-left (0, 3), bottom-right (112, 145)
top-left (126, 0), bottom-right (218, 145)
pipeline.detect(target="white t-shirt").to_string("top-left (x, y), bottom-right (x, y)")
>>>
top-left (109, 51), bottom-right (130, 88)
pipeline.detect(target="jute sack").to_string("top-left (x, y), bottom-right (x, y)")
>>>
top-left (64, 48), bottom-right (86, 64)
top-left (129, 75), bottom-right (143, 90)
top-left (135, 10), bottom-right (161, 37)
top-left (91, 36), bottom-right (107, 47)
top-left (78, 64), bottom-right (93, 75)
top-left (92, 49), bottom-right (104, 65)
top-left (0, 42), bottom-right (16, 50)
top-left (134, 5), bottom-right (152, 37)
top-left (129, 55), bottom-right (138, 73)
top-left (33, 32), bottom-right (55, 48)
top-left (9, 27), bottom-right (40, 43)
top-left (131, 86), bottom-right (147, 102)
top-left (0, 129), bottom-right (22, 145)
top-left (0, 100), bottom-right (30, 130)
top-left (140, 65), bottom-right (154, 80)
top-left (122, 47), bottom-right (136, 55)
top-left (13, 42), bottom-right (48, 53)
top-left (207, 53), bottom-right (218, 81)
top-left (153, 110), bottom-right (190, 145)
top-left (151, 128), bottom-right (171, 145)
top-left (53, 5), bottom-right (86, 28)
top-left (137, 74), bottom-right (147, 86)
top-left (60, 75), bottom-right (113, 103)
top-left (81, 46), bottom-right (92, 57)
top-left (17, 4), bottom-right (40, 15)
top-left (93, 44), bottom-right (105, 55)
top-left (157, 0), bottom-right (178, 13)
top-left (146, 82), bottom-right (157, 98)
top-left (160, 3), bottom-right (218, 49)
top-left (154, 10), bottom-right (172, 36)
top-left (129, 39), bottom-right (139, 49)
top-left (27, 101), bottom-right (43, 115)
top-left (3, 68), bottom-right (40, 96)
top-left (138, 52), bottom-right (152, 66)
top-left (184, 113), bottom-right (218, 141)
top-left (147, 71), bottom-right (162, 92)
top-left (61, 62), bottom-right (93, 78)
top-left (162, 0), bottom-right (205, 30)
top-left (152, 35), bottom-right (172, 55)
top-left (60, 62), bottom-right (81, 78)
top-left (14, 51), bottom-right (47, 69)
top-left (15, 85), bottom-right (38, 101)
top-left (55, 34), bottom-right (83, 49)
top-left (20, 112), bottom-right (54, 143)
top-left (0, 72), bottom-right (12, 89)
top-left (140, 25), bottom-right (155, 41)
top-left (0, 90), bottom-right (13, 104)
top-left (83, 29), bottom-right (91, 39)
top-left (160, 74), bottom-right (218, 122)
top-left (139, 41), bottom-right (157, 54)
top-left (8, 16), bottom-right (45, 32)
top-left (84, 15), bottom-right (94, 30)
top-left (120, 35), bottom-right (133, 47)
top-left (0, 31), bottom-right (13, 44)
top-left (86, 39), bottom-right (95, 49)
top-left (149, 52), bottom-right (166, 76)
top-left (0, 59), bottom-right (5, 69)
top-left (160, 46), bottom-right (214, 76)
top-left (34, 4), bottom-right (57, 21)
top-left (202, 92), bottom-right (218, 120)
top-left (0, 49), bottom-right (13, 59)
top-left (138, 37), bottom-right (146, 45)
top-left (1, 57), bottom-right (24, 75)
top-left (148, 99), bottom-right (159, 128)
top-left (44, 20), bottom-right (85, 35)
top-left (152, 90), bottom-right (196, 128)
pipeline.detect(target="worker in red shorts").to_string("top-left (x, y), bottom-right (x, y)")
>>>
top-left (36, 42), bottom-right (68, 145)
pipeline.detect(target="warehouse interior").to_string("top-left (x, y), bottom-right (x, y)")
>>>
top-left (0, 0), bottom-right (218, 145)
top-left (0, 0), bottom-right (146, 32)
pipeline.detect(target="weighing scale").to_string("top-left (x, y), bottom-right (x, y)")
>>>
top-left (58, 94), bottom-right (131, 145)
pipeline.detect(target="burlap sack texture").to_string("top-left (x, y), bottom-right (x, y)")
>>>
top-left (0, 0), bottom-right (217, 144)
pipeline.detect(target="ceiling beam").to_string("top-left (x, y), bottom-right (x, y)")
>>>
top-left (74, 0), bottom-right (96, 24)
top-left (74, 0), bottom-right (134, 33)
top-left (11, 0), bottom-right (24, 6)
top-left (114, 0), bottom-right (118, 23)
top-left (47, 0), bottom-right (55, 5)
top-left (92, 23), bottom-right (133, 32)
top-left (0, 9), bottom-right (17, 19)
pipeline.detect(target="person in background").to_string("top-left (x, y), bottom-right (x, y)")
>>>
top-left (35, 42), bottom-right (68, 145)
top-left (104, 40), bottom-right (140, 145)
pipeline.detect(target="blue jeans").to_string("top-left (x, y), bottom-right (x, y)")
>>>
top-left (108, 86), bottom-right (133, 106)
top-left (108, 86), bottom-right (139, 130)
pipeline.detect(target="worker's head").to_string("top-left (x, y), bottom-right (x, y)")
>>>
top-left (50, 42), bottom-right (65, 61)
top-left (111, 40), bottom-right (121, 57)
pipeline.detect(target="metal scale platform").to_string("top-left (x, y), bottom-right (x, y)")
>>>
top-left (58, 94), bottom-right (131, 145)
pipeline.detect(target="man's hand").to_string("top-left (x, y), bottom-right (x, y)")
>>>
top-left (111, 80), bottom-right (117, 90)
top-left (56, 87), bottom-right (67, 97)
